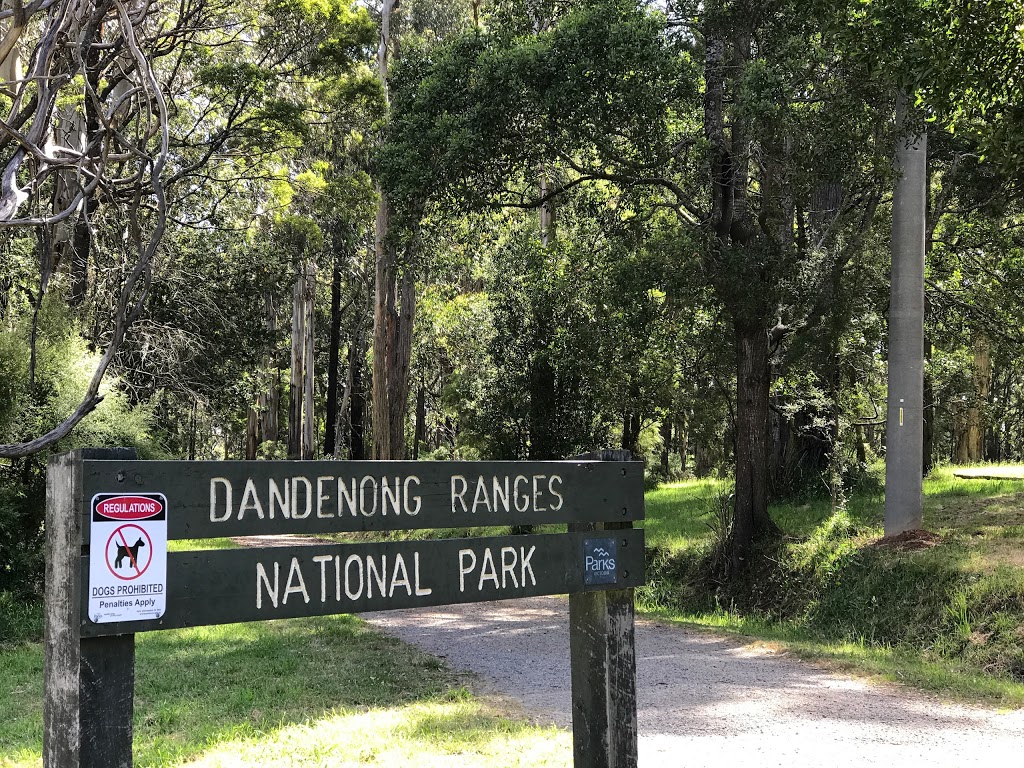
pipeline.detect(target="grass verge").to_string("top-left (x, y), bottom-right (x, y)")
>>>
top-left (638, 464), bottom-right (1024, 707)
top-left (0, 614), bottom-right (569, 767)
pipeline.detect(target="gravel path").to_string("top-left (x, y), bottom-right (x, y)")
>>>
top-left (365, 596), bottom-right (1024, 767)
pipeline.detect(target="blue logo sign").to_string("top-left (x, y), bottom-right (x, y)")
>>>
top-left (583, 537), bottom-right (618, 585)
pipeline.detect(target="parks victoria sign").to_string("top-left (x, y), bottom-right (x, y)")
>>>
top-left (76, 459), bottom-right (646, 637)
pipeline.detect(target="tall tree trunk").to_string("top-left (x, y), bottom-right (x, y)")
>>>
top-left (660, 419), bottom-right (672, 474)
top-left (260, 292), bottom-right (279, 444)
top-left (677, 415), bottom-right (688, 474)
top-left (245, 407), bottom-right (258, 460)
top-left (923, 331), bottom-right (934, 473)
top-left (856, 424), bottom-right (869, 464)
top-left (350, 325), bottom-right (366, 460)
top-left (414, 383), bottom-right (426, 459)
top-left (371, 0), bottom-right (414, 460)
top-left (372, 197), bottom-right (394, 460)
top-left (302, 263), bottom-right (316, 460)
top-left (732, 323), bottom-right (776, 571)
top-left (884, 93), bottom-right (927, 536)
top-left (288, 265), bottom-right (307, 459)
top-left (966, 334), bottom-right (991, 462)
top-left (325, 253), bottom-right (343, 455)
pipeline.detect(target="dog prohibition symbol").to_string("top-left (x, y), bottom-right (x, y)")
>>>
top-left (115, 538), bottom-right (146, 569)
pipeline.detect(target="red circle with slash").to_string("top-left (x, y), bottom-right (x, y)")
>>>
top-left (105, 524), bottom-right (153, 580)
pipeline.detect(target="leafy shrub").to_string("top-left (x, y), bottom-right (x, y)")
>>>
top-left (0, 295), bottom-right (162, 597)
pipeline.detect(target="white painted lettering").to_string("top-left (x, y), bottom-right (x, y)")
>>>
top-left (291, 477), bottom-right (312, 519)
top-left (238, 478), bottom-right (265, 520)
top-left (500, 546), bottom-right (519, 588)
top-left (367, 555), bottom-right (387, 598)
top-left (532, 475), bottom-right (547, 512)
top-left (390, 554), bottom-right (412, 596)
top-left (521, 546), bottom-right (536, 586)
top-left (472, 476), bottom-right (492, 514)
top-left (313, 554), bottom-right (332, 602)
top-left (269, 479), bottom-right (290, 519)
top-left (458, 549), bottom-right (476, 592)
top-left (359, 476), bottom-right (378, 516)
top-left (548, 475), bottom-right (564, 511)
top-left (414, 552), bottom-right (432, 596)
top-left (513, 476), bottom-right (530, 512)
top-left (493, 476), bottom-right (510, 513)
top-left (317, 477), bottom-right (335, 518)
top-left (478, 548), bottom-right (499, 590)
top-left (283, 558), bottom-right (310, 604)
top-left (382, 477), bottom-right (401, 515)
top-left (451, 475), bottom-right (469, 513)
top-left (334, 555), bottom-right (342, 600)
top-left (344, 554), bottom-right (364, 599)
top-left (404, 476), bottom-right (422, 515)
top-left (338, 478), bottom-right (358, 516)
top-left (210, 477), bottom-right (233, 522)
top-left (256, 561), bottom-right (279, 609)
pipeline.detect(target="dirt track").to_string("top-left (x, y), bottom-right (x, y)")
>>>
top-left (365, 596), bottom-right (1024, 767)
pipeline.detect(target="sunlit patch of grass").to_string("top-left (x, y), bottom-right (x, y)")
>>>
top-left (0, 615), bottom-right (570, 767)
top-left (168, 537), bottom-right (238, 551)
top-left (925, 464), bottom-right (1024, 500)
top-left (183, 700), bottom-right (569, 767)
top-left (640, 477), bottom-right (728, 550)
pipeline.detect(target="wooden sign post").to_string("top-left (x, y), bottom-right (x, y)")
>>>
top-left (44, 450), bottom-right (645, 768)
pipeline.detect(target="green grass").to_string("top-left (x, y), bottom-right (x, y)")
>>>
top-left (169, 537), bottom-right (239, 552)
top-left (0, 615), bottom-right (569, 767)
top-left (638, 463), bottom-right (1024, 706)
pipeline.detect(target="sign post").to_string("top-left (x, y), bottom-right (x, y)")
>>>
top-left (569, 450), bottom-right (639, 768)
top-left (45, 451), bottom-right (645, 768)
top-left (45, 448), bottom-right (138, 768)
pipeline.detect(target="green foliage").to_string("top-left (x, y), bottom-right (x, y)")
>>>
top-left (0, 295), bottom-right (159, 597)
top-left (469, 225), bottom-right (610, 459)
top-left (381, 0), bottom-right (682, 212)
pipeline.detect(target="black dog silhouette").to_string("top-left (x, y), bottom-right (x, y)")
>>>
top-left (115, 537), bottom-right (146, 569)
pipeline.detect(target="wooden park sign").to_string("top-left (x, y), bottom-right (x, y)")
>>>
top-left (45, 449), bottom-right (645, 768)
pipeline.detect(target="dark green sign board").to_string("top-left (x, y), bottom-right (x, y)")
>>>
top-left (81, 530), bottom-right (645, 637)
top-left (79, 459), bottom-right (644, 540)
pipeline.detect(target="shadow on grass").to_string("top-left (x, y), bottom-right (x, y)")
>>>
top-left (133, 615), bottom-right (455, 766)
top-left (0, 614), bottom-right (480, 767)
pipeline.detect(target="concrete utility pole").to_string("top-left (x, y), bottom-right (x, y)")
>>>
top-left (885, 93), bottom-right (927, 536)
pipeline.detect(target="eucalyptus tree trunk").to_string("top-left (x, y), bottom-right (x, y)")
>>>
top-left (660, 419), bottom-right (672, 474)
top-left (259, 292), bottom-right (280, 445)
top-left (371, 0), bottom-right (416, 460)
top-left (288, 262), bottom-right (316, 459)
top-left (288, 270), bottom-right (305, 458)
top-left (350, 324), bottom-right (366, 460)
top-left (957, 334), bottom-right (991, 463)
top-left (302, 266), bottom-right (316, 459)
top-left (733, 323), bottom-right (773, 569)
top-left (884, 93), bottom-right (927, 536)
top-left (326, 254), bottom-right (344, 455)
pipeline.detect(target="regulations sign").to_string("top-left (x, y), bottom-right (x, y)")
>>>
top-left (87, 493), bottom-right (168, 624)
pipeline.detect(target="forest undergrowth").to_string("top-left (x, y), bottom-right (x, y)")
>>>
top-left (639, 465), bottom-right (1024, 705)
